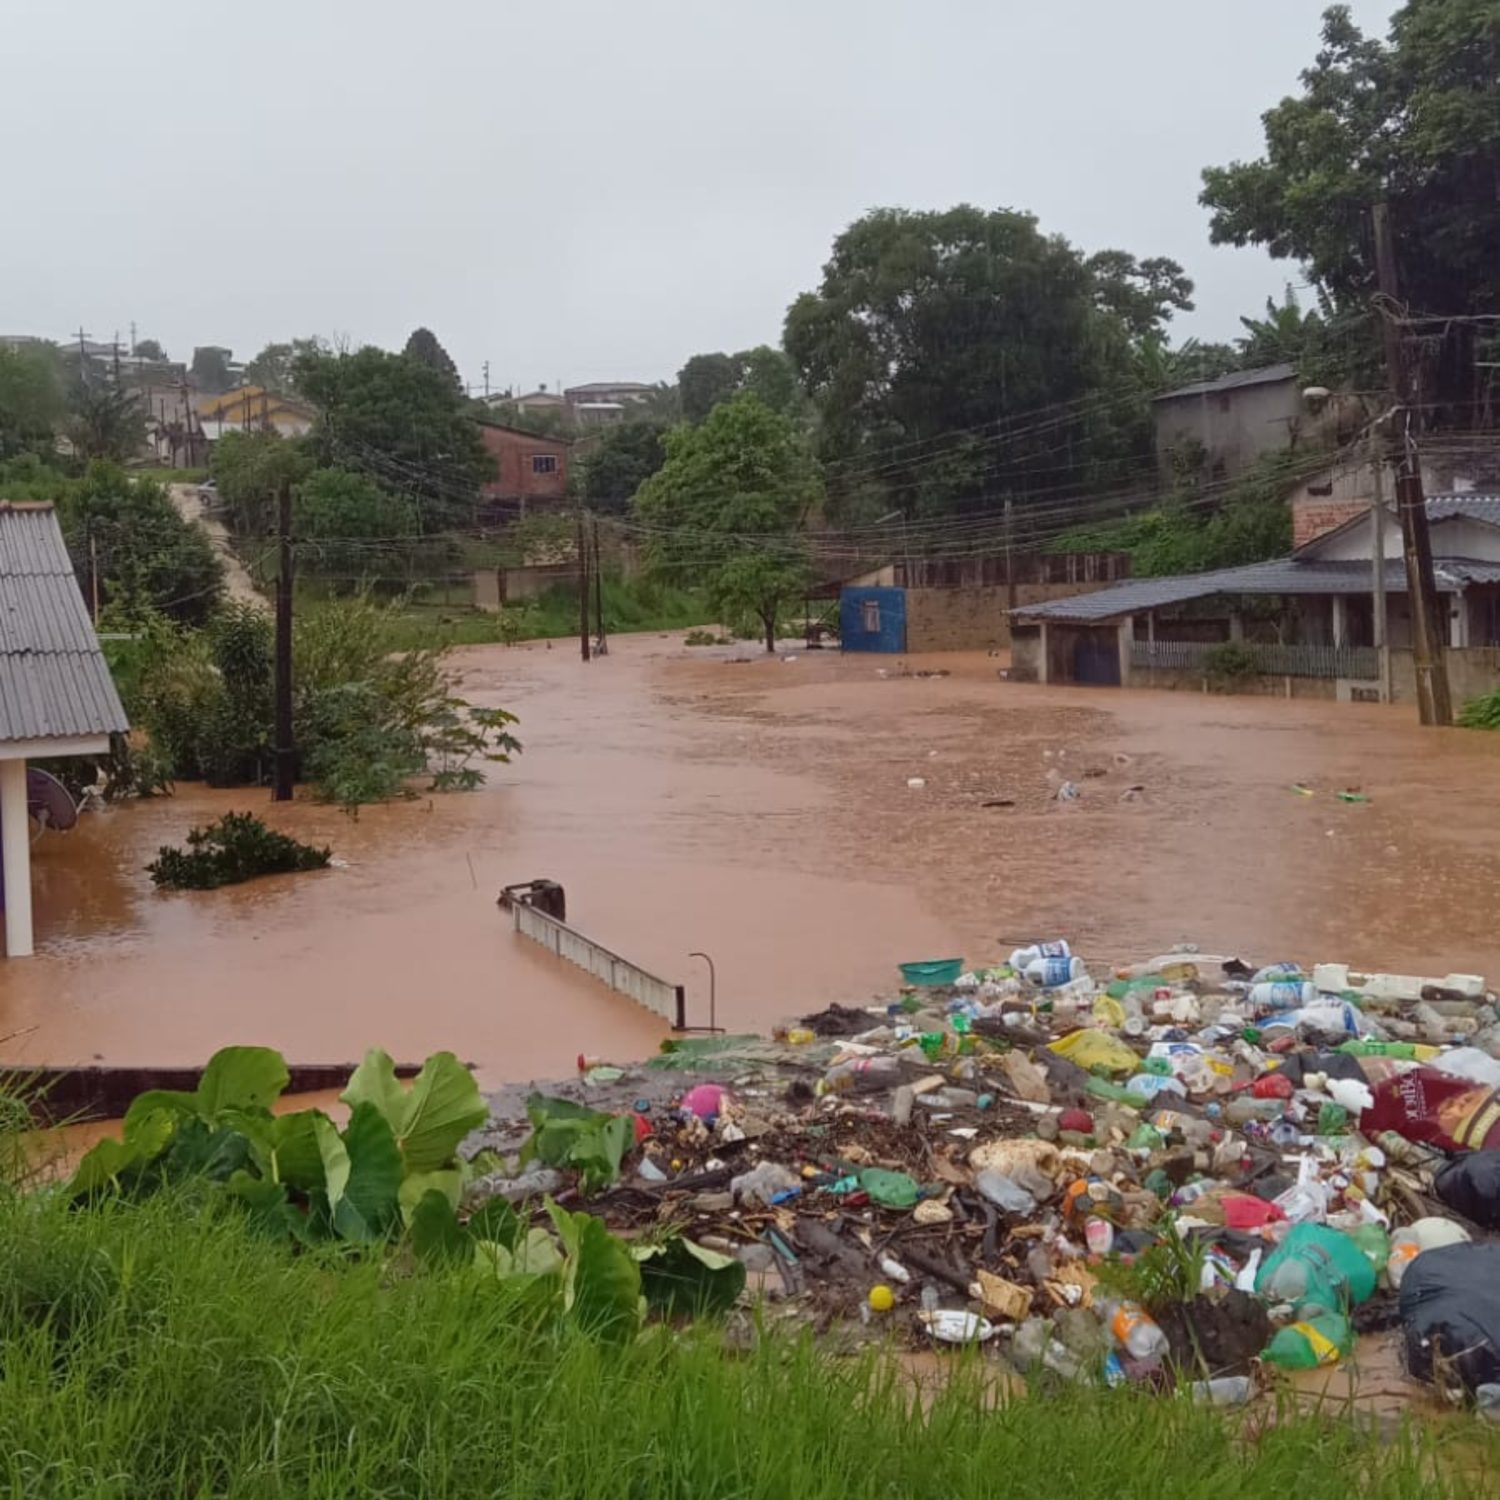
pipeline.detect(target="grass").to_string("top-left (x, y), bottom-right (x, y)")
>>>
top-left (378, 576), bottom-right (716, 651)
top-left (0, 1188), bottom-right (1487, 1499)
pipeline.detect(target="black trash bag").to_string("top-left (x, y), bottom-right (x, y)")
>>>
top-left (1400, 1243), bottom-right (1500, 1398)
top-left (1434, 1152), bottom-right (1500, 1230)
top-left (1276, 1051), bottom-right (1369, 1088)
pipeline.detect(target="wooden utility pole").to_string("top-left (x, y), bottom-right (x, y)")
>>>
top-left (1004, 497), bottom-right (1016, 615)
top-left (273, 479), bottom-right (296, 800)
top-left (1369, 435), bottom-right (1390, 702)
top-left (1371, 202), bottom-right (1451, 725)
top-left (592, 514), bottom-right (608, 656)
top-left (576, 510), bottom-right (590, 661)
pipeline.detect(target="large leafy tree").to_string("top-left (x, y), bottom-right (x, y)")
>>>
top-left (1201, 1), bottom-right (1500, 421)
top-left (295, 466), bottom-right (422, 583)
top-left (677, 347), bottom-right (802, 423)
top-left (403, 327), bottom-right (462, 391)
top-left (67, 375), bottom-right (144, 462)
top-left (56, 463), bottom-right (223, 625)
top-left (245, 338), bottom-right (325, 396)
top-left (294, 346), bottom-right (494, 525)
top-left (579, 421), bottom-right (668, 511)
top-left (0, 344), bottom-right (64, 460)
top-left (191, 346), bottom-right (234, 395)
top-left (634, 395), bottom-right (817, 651)
top-left (784, 206), bottom-right (1190, 520)
top-left (132, 338), bottom-right (166, 361)
top-left (212, 429), bottom-right (315, 535)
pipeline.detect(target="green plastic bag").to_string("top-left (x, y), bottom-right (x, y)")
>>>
top-left (859, 1168), bottom-right (920, 1210)
top-left (1263, 1313), bottom-right (1352, 1369)
top-left (1256, 1225), bottom-right (1376, 1318)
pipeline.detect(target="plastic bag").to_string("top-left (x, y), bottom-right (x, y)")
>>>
top-left (1047, 1029), bottom-right (1139, 1075)
top-left (1434, 1152), bottom-right (1500, 1229)
top-left (1400, 1243), bottom-right (1500, 1398)
top-left (1256, 1224), bottom-right (1377, 1316)
top-left (1361, 1069), bottom-right (1500, 1153)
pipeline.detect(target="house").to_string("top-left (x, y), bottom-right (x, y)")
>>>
top-left (0, 503), bottom-right (129, 956)
top-left (489, 388), bottom-right (571, 420)
top-left (1009, 491), bottom-right (1500, 704)
top-left (563, 381), bottom-right (654, 410)
top-left (477, 421), bottom-right (570, 518)
top-left (1154, 364), bottom-right (1302, 482)
top-left (195, 386), bottom-right (315, 442)
top-left (839, 553), bottom-right (1131, 654)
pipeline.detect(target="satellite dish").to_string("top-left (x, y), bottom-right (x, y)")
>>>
top-left (26, 767), bottom-right (78, 832)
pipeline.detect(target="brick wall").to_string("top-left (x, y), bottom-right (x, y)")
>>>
top-left (1292, 497), bottom-right (1369, 549)
top-left (904, 580), bottom-right (1117, 651)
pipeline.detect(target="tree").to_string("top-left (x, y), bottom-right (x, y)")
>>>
top-left (677, 347), bottom-right (803, 424)
top-left (66, 376), bottom-right (144, 461)
top-left (294, 346), bottom-right (495, 525)
top-left (0, 344), bottom-right (64, 460)
top-left (1237, 286), bottom-right (1324, 370)
top-left (191, 346), bottom-right (234, 395)
top-left (133, 338), bottom-right (166, 361)
top-left (1201, 1), bottom-right (1500, 421)
top-left (784, 206), bottom-right (1191, 519)
top-left (295, 467), bottom-right (423, 584)
top-left (403, 328), bottom-right (462, 391)
top-left (245, 338), bottom-right (325, 396)
top-left (579, 421), bottom-right (667, 511)
top-left (56, 464), bottom-right (223, 625)
top-left (677, 353), bottom-right (740, 423)
top-left (212, 429), bottom-right (315, 535)
top-left (633, 394), bottom-right (818, 651)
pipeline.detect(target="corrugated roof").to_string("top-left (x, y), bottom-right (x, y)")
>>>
top-left (1427, 494), bottom-right (1500, 523)
top-left (1013, 556), bottom-right (1480, 624)
top-left (0, 504), bottom-right (129, 742)
top-left (1154, 363), bottom-right (1297, 403)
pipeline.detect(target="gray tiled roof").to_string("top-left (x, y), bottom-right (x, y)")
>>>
top-left (0, 505), bottom-right (129, 742)
top-left (1428, 494), bottom-right (1500, 523)
top-left (1013, 556), bottom-right (1482, 624)
top-left (1154, 363), bottom-right (1297, 402)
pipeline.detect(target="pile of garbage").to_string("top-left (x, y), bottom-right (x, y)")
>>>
top-left (465, 943), bottom-right (1500, 1414)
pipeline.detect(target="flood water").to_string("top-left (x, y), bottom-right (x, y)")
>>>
top-left (7, 634), bottom-right (1500, 1087)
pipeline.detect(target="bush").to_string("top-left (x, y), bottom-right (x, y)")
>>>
top-left (1459, 687), bottom-right (1500, 730)
top-left (1200, 640), bottom-right (1261, 689)
top-left (146, 812), bottom-right (330, 890)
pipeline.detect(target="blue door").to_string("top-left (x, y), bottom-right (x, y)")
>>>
top-left (840, 588), bottom-right (907, 652)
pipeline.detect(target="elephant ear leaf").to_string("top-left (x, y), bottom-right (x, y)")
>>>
top-left (547, 1200), bottom-right (642, 1343)
top-left (331, 1103), bottom-right (402, 1244)
top-left (195, 1047), bottom-right (290, 1115)
top-left (409, 1189), bottom-right (470, 1269)
top-left (341, 1049), bottom-right (406, 1128)
top-left (394, 1052), bottom-right (487, 1173)
top-left (635, 1238), bottom-right (746, 1318)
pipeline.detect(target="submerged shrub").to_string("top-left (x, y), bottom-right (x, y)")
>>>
top-left (146, 812), bottom-right (330, 890)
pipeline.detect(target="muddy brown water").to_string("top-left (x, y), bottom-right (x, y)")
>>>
top-left (7, 634), bottom-right (1500, 1092)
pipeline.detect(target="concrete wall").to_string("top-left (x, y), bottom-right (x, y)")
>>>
top-left (1155, 377), bottom-right (1302, 480)
top-left (473, 563), bottom-right (581, 611)
top-left (1389, 647), bottom-right (1500, 707)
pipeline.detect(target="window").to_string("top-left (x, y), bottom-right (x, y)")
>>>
top-left (861, 599), bottom-right (881, 633)
top-left (531, 454), bottom-right (558, 475)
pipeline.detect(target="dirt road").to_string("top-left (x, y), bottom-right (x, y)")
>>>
top-left (6, 635), bottom-right (1500, 1084)
top-left (168, 484), bottom-right (266, 609)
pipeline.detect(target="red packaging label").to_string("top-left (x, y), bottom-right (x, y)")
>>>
top-left (1361, 1068), bottom-right (1500, 1153)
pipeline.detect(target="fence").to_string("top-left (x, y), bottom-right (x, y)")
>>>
top-left (507, 899), bottom-right (687, 1028)
top-left (894, 551), bottom-right (1130, 591)
top-left (1130, 640), bottom-right (1379, 680)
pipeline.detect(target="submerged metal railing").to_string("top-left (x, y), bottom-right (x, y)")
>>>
top-left (1131, 640), bottom-right (1379, 680)
top-left (508, 899), bottom-right (687, 1029)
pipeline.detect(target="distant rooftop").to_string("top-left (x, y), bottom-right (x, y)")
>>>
top-left (1154, 363), bottom-right (1297, 403)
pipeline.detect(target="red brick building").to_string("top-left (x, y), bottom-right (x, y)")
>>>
top-left (477, 421), bottom-right (570, 518)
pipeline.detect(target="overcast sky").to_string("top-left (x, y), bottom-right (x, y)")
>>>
top-left (2, 0), bottom-right (1394, 394)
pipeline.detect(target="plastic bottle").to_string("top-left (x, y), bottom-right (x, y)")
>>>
top-left (1249, 981), bottom-right (1316, 1013)
top-left (1010, 1318), bottom-right (1084, 1380)
top-left (1098, 1298), bottom-right (1169, 1361)
top-left (1010, 939), bottom-right (1071, 971)
top-left (1189, 1376), bottom-right (1254, 1407)
top-left (1084, 1217), bottom-right (1115, 1255)
top-left (1026, 954), bottom-right (1089, 989)
top-left (1386, 1218), bottom-right (1472, 1289)
top-left (821, 1056), bottom-right (901, 1094)
top-left (1262, 1313), bottom-right (1352, 1369)
top-left (976, 1170), bottom-right (1037, 1214)
top-left (1225, 1096), bottom-right (1287, 1126)
top-left (1126, 1074), bottom-right (1188, 1102)
top-left (1252, 961), bottom-right (1305, 983)
top-left (878, 1255), bottom-right (912, 1285)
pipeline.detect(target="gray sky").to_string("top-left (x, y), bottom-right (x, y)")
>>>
top-left (2, 0), bottom-right (1394, 394)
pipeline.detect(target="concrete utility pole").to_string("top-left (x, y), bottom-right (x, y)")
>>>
top-left (576, 510), bottom-right (591, 662)
top-left (273, 478), bottom-right (296, 800)
top-left (1369, 435), bottom-right (1390, 702)
top-left (1371, 202), bottom-right (1451, 726)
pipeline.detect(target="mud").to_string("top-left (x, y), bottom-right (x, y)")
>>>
top-left (6, 634), bottom-right (1500, 1089)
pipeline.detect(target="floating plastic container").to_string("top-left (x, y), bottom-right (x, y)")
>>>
top-left (899, 958), bottom-right (965, 987)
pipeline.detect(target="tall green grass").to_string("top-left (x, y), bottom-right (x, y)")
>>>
top-left (0, 1190), bottom-right (1485, 1499)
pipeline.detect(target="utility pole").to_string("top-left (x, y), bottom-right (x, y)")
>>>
top-left (1372, 202), bottom-right (1451, 725)
top-left (1004, 497), bottom-right (1016, 615)
top-left (1369, 433), bottom-right (1390, 702)
top-left (576, 510), bottom-right (591, 662)
top-left (593, 514), bottom-right (607, 656)
top-left (273, 479), bottom-right (296, 800)
top-left (88, 525), bottom-right (100, 624)
top-left (482, 360), bottom-right (490, 399)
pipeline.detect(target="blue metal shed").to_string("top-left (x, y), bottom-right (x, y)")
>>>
top-left (840, 587), bottom-right (907, 652)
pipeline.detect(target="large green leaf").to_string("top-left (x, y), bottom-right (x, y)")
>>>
top-left (467, 1198), bottom-right (522, 1250)
top-left (67, 1110), bottom-right (176, 1197)
top-left (195, 1047), bottom-right (290, 1114)
top-left (341, 1049), bottom-right (487, 1173)
top-left (330, 1103), bottom-right (402, 1244)
top-left (476, 1229), bottom-right (563, 1279)
top-left (268, 1110), bottom-right (331, 1190)
top-left (226, 1170), bottom-right (315, 1243)
top-left (313, 1113), bottom-right (350, 1208)
top-left (521, 1096), bottom-right (634, 1192)
top-left (635, 1238), bottom-right (746, 1318)
top-left (122, 1089), bottom-right (199, 1140)
top-left (547, 1201), bottom-right (642, 1343)
top-left (409, 1188), bottom-right (470, 1268)
top-left (398, 1167), bottom-right (463, 1223)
